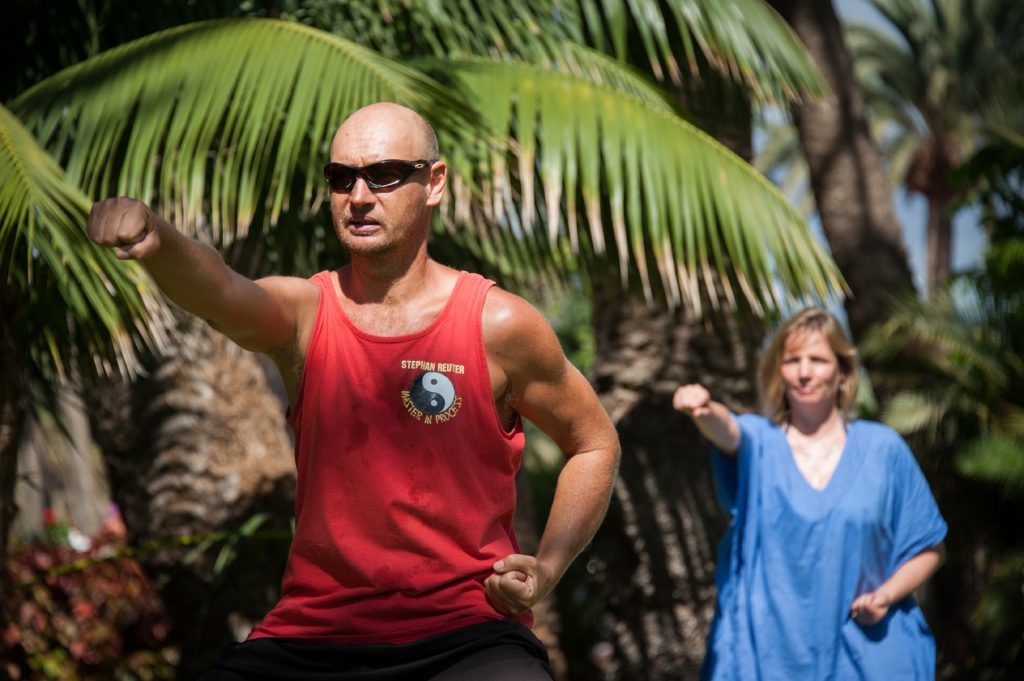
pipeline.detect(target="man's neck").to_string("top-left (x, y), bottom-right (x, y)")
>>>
top-left (340, 245), bottom-right (434, 306)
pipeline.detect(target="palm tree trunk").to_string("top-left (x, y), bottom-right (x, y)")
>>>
top-left (582, 71), bottom-right (764, 680)
top-left (88, 308), bottom-right (297, 679)
top-left (0, 409), bottom-right (22, 632)
top-left (0, 398), bottom-right (21, 561)
top-left (768, 0), bottom-right (916, 343)
top-left (587, 280), bottom-right (762, 681)
top-left (926, 197), bottom-right (953, 294)
top-left (58, 383), bottom-right (108, 536)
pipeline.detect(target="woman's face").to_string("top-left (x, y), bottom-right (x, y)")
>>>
top-left (780, 330), bottom-right (844, 414)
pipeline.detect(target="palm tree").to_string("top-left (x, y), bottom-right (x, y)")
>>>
top-left (0, 102), bottom-right (165, 598)
top-left (845, 0), bottom-right (1024, 294)
top-left (6, 2), bottom-right (847, 676)
top-left (765, 0), bottom-right (917, 345)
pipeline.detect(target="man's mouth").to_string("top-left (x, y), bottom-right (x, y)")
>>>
top-left (347, 219), bottom-right (380, 231)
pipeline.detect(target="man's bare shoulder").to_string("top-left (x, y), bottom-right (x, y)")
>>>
top-left (255, 274), bottom-right (320, 305)
top-left (252, 275), bottom-right (321, 357)
top-left (482, 287), bottom-right (546, 339)
top-left (482, 287), bottom-right (564, 375)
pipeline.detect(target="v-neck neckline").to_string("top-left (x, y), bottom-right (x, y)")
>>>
top-left (779, 420), bottom-right (861, 504)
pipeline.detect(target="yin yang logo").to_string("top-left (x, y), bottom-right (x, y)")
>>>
top-left (409, 371), bottom-right (457, 414)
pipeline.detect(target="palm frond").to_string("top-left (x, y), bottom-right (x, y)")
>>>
top-left (339, 0), bottom-right (827, 104)
top-left (576, 0), bottom-right (828, 102)
top-left (882, 389), bottom-right (956, 437)
top-left (0, 103), bottom-right (166, 388)
top-left (956, 435), bottom-right (1024, 495)
top-left (846, 23), bottom-right (927, 110)
top-left (12, 18), bottom-right (845, 314)
top-left (440, 58), bottom-right (845, 313)
top-left (10, 19), bottom-right (486, 248)
top-left (980, 81), bottom-right (1024, 150)
top-left (864, 286), bottom-right (1024, 451)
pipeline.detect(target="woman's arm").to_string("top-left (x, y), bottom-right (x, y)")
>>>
top-left (850, 544), bottom-right (945, 625)
top-left (672, 384), bottom-right (741, 455)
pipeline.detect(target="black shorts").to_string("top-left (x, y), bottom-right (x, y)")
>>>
top-left (199, 620), bottom-right (553, 681)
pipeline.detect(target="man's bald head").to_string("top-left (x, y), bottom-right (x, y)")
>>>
top-left (331, 102), bottom-right (438, 163)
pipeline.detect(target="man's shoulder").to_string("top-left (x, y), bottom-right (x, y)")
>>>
top-left (481, 286), bottom-right (548, 341)
top-left (255, 273), bottom-right (322, 308)
top-left (479, 285), bottom-right (565, 378)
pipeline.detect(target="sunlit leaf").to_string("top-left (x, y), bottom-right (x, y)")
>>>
top-left (0, 103), bottom-right (166, 396)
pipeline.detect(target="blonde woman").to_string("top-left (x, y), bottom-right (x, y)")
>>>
top-left (674, 308), bottom-right (946, 680)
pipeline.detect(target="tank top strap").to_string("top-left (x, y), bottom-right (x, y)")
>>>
top-left (309, 270), bottom-right (335, 298)
top-left (446, 272), bottom-right (495, 330)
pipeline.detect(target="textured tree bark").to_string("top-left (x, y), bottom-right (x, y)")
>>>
top-left (580, 70), bottom-right (766, 680)
top-left (89, 309), bottom-right (297, 678)
top-left (769, 0), bottom-right (916, 343)
top-left (925, 197), bottom-right (953, 295)
top-left (587, 282), bottom-right (762, 681)
top-left (58, 381), bottom-right (108, 535)
top-left (0, 373), bottom-right (24, 616)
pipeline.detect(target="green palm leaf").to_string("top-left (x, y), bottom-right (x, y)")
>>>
top-left (866, 291), bottom-right (1009, 388)
top-left (603, 0), bottom-right (828, 101)
top-left (312, 0), bottom-right (827, 104)
top-left (882, 389), bottom-right (954, 436)
top-left (981, 82), bottom-right (1024, 150)
top-left (0, 103), bottom-right (165, 390)
top-left (847, 0), bottom-right (1024, 186)
top-left (11, 18), bottom-right (844, 314)
top-left (10, 19), bottom-right (486, 248)
top-left (956, 435), bottom-right (1024, 495)
top-left (440, 57), bottom-right (844, 312)
top-left (865, 288), bottom-right (1023, 451)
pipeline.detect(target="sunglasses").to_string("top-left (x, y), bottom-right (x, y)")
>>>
top-left (323, 159), bottom-right (434, 192)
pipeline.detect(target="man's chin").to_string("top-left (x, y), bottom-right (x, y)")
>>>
top-left (340, 236), bottom-right (391, 255)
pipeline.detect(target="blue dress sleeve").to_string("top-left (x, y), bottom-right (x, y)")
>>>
top-left (887, 433), bottom-right (948, 573)
top-left (710, 413), bottom-right (764, 515)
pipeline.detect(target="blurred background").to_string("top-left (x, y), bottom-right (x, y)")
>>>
top-left (2, 1), bottom-right (1021, 679)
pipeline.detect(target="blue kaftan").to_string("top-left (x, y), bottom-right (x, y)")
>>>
top-left (702, 415), bottom-right (947, 681)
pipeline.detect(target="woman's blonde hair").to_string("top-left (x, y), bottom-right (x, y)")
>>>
top-left (758, 308), bottom-right (858, 424)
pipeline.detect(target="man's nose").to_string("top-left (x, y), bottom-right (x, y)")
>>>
top-left (349, 177), bottom-right (376, 205)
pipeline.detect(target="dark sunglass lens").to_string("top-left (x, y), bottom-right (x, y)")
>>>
top-left (365, 161), bottom-right (409, 188)
top-left (325, 164), bottom-right (355, 191)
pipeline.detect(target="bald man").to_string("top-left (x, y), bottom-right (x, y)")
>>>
top-left (88, 102), bottom-right (619, 680)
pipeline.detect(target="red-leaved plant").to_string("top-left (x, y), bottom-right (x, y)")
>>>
top-left (1, 526), bottom-right (177, 680)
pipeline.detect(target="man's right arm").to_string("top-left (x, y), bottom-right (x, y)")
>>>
top-left (88, 198), bottom-right (317, 358)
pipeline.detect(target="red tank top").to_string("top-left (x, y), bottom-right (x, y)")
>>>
top-left (249, 270), bottom-right (530, 644)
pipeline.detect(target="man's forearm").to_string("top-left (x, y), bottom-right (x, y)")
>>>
top-left (141, 218), bottom-right (242, 321)
top-left (535, 446), bottom-right (619, 583)
top-left (139, 215), bottom-right (290, 351)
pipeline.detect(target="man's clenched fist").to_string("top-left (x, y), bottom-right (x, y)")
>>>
top-left (88, 198), bottom-right (163, 260)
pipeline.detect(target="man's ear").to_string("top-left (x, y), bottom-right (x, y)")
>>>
top-left (426, 161), bottom-right (447, 207)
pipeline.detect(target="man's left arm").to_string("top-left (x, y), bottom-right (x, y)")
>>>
top-left (482, 290), bottom-right (620, 616)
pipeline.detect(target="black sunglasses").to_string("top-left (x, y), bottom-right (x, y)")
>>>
top-left (323, 159), bottom-right (434, 192)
